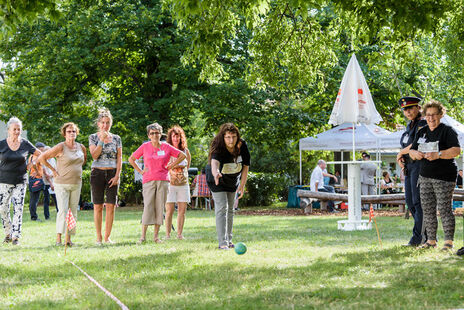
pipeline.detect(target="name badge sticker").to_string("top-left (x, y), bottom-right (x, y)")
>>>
top-left (417, 138), bottom-right (426, 144)
top-left (157, 150), bottom-right (165, 156)
top-left (237, 156), bottom-right (243, 163)
top-left (401, 134), bottom-right (409, 145)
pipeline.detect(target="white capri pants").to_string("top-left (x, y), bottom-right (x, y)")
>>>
top-left (55, 182), bottom-right (81, 235)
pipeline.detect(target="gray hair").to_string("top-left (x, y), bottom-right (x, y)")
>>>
top-left (96, 108), bottom-right (113, 126)
top-left (7, 117), bottom-right (22, 130)
top-left (317, 159), bottom-right (326, 166)
top-left (423, 99), bottom-right (446, 116)
top-left (146, 123), bottom-right (163, 135)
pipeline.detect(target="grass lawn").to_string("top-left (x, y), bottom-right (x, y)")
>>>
top-left (1, 205), bottom-right (464, 309)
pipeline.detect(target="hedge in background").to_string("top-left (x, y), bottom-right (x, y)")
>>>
top-left (80, 163), bottom-right (143, 205)
top-left (242, 172), bottom-right (292, 207)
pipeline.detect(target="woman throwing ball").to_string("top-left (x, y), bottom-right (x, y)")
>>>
top-left (207, 123), bottom-right (250, 250)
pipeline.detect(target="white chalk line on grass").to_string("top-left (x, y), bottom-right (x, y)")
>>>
top-left (67, 259), bottom-right (129, 310)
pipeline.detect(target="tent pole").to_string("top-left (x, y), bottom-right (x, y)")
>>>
top-left (299, 150), bottom-right (302, 185)
top-left (341, 151), bottom-right (344, 185)
top-left (377, 150), bottom-right (381, 195)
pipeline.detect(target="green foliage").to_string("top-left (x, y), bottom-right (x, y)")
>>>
top-left (164, 0), bottom-right (464, 103)
top-left (0, 0), bottom-right (205, 150)
top-left (242, 172), bottom-right (292, 206)
top-left (80, 169), bottom-right (92, 203)
top-left (0, 0), bottom-right (59, 33)
top-left (119, 163), bottom-right (143, 204)
top-left (3, 0), bottom-right (464, 189)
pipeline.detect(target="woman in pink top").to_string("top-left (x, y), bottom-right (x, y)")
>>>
top-left (129, 123), bottom-right (186, 244)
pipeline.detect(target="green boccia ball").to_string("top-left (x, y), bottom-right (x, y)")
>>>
top-left (234, 242), bottom-right (247, 255)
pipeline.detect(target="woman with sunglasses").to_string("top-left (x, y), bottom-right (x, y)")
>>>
top-left (129, 123), bottom-right (186, 244)
top-left (39, 123), bottom-right (87, 246)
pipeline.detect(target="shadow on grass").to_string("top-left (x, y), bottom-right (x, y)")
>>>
top-left (3, 227), bottom-right (464, 309)
top-left (49, 246), bottom-right (464, 309)
top-left (1, 250), bottom-right (188, 309)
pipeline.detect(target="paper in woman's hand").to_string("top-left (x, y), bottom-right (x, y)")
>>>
top-left (418, 141), bottom-right (439, 153)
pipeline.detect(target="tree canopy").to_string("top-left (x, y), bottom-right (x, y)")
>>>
top-left (0, 0), bottom-right (59, 33)
top-left (164, 0), bottom-right (464, 100)
top-left (1, 0), bottom-right (464, 180)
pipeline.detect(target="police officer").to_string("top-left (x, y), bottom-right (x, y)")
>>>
top-left (396, 96), bottom-right (427, 246)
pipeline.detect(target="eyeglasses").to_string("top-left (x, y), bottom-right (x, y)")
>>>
top-left (149, 132), bottom-right (161, 136)
top-left (425, 113), bottom-right (440, 118)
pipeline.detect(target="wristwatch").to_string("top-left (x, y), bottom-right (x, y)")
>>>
top-left (438, 151), bottom-right (442, 158)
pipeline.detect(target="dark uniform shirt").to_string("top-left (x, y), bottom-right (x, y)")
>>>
top-left (400, 116), bottom-right (427, 164)
top-left (457, 174), bottom-right (463, 187)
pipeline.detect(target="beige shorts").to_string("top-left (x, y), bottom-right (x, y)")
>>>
top-left (166, 184), bottom-right (191, 203)
top-left (142, 180), bottom-right (169, 225)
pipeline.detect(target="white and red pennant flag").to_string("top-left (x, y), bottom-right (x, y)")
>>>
top-left (66, 209), bottom-right (76, 231)
top-left (369, 204), bottom-right (375, 223)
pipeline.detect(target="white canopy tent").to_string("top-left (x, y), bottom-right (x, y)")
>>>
top-left (299, 114), bottom-right (464, 184)
top-left (299, 122), bottom-right (401, 184)
top-left (442, 115), bottom-right (464, 147)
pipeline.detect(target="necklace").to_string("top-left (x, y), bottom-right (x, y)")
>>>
top-left (7, 138), bottom-right (20, 151)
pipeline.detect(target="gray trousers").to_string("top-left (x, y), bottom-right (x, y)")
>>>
top-left (212, 191), bottom-right (235, 247)
top-left (419, 176), bottom-right (455, 241)
top-left (361, 184), bottom-right (376, 209)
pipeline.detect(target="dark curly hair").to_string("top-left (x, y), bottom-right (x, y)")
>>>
top-left (166, 125), bottom-right (188, 151)
top-left (208, 123), bottom-right (241, 162)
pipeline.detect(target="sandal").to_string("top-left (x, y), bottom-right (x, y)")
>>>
top-left (3, 235), bottom-right (12, 244)
top-left (66, 241), bottom-right (74, 247)
top-left (228, 242), bottom-right (235, 248)
top-left (218, 245), bottom-right (229, 250)
top-left (55, 242), bottom-right (63, 246)
top-left (419, 242), bottom-right (437, 249)
top-left (137, 238), bottom-right (146, 245)
top-left (441, 243), bottom-right (453, 251)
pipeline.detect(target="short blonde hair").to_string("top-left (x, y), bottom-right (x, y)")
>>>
top-left (423, 99), bottom-right (446, 116)
top-left (60, 122), bottom-right (80, 137)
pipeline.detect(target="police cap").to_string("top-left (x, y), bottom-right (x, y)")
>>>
top-left (398, 96), bottom-right (421, 110)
